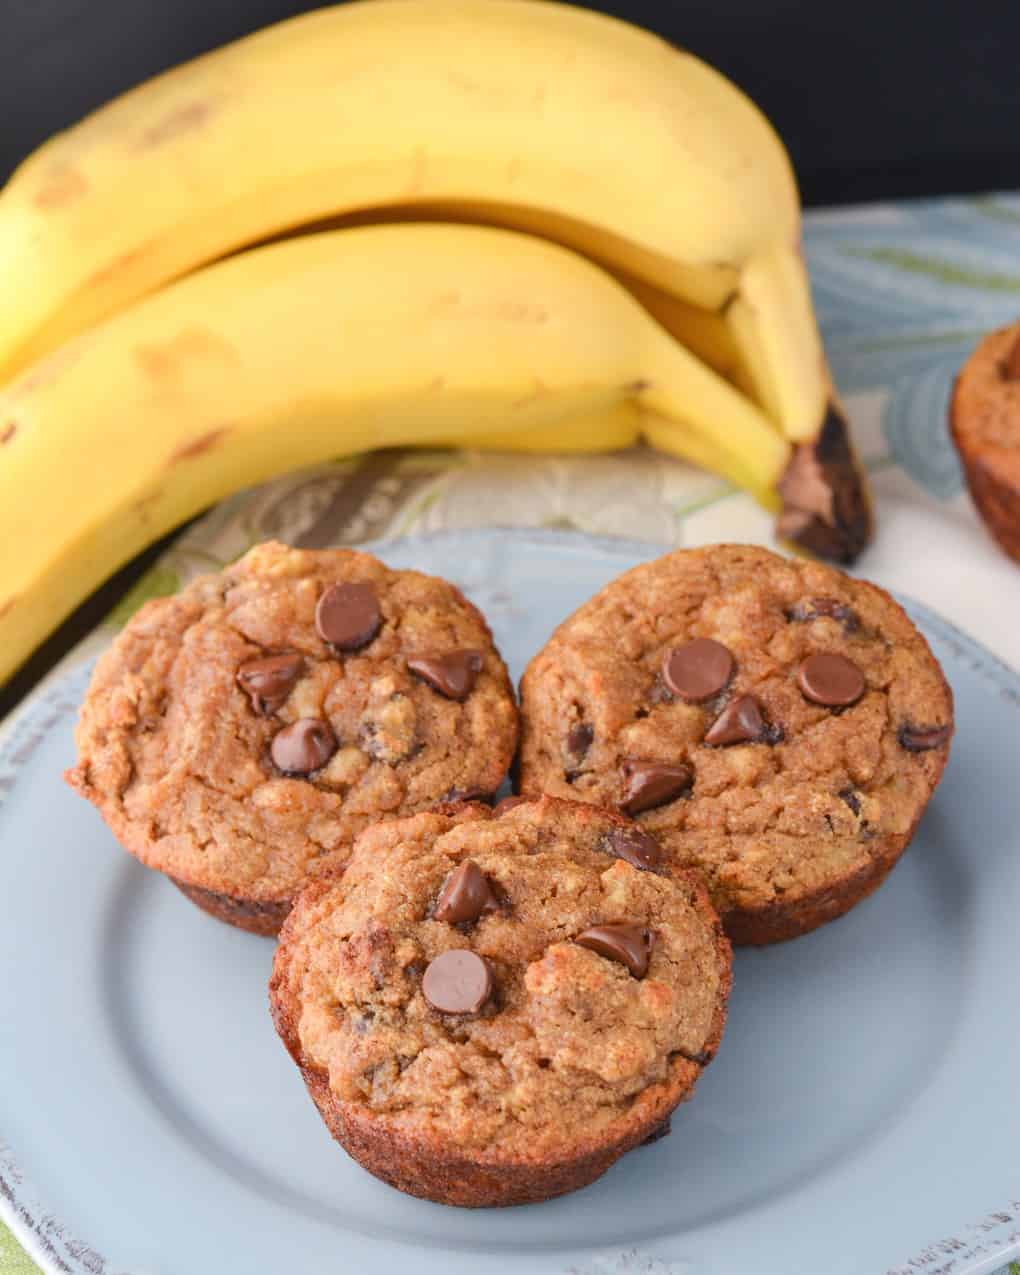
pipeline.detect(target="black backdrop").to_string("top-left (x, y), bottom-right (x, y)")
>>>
top-left (2, 0), bottom-right (1020, 204)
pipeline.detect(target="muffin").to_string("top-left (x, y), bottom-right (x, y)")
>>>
top-left (950, 320), bottom-right (1020, 562)
top-left (269, 797), bottom-right (731, 1207)
top-left (519, 544), bottom-right (953, 945)
top-left (66, 541), bottom-right (519, 934)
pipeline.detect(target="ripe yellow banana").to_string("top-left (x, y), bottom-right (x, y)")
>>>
top-left (0, 0), bottom-right (870, 559)
top-left (0, 0), bottom-right (795, 377)
top-left (0, 223), bottom-right (789, 685)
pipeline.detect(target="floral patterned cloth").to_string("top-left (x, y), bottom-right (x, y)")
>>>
top-left (3, 192), bottom-right (1019, 1274)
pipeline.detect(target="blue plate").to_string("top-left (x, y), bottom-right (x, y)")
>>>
top-left (1, 529), bottom-right (1017, 1275)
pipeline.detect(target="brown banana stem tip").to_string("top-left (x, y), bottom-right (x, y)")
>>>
top-left (775, 403), bottom-right (873, 564)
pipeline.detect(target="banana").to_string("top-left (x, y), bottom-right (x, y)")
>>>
top-left (0, 223), bottom-right (789, 685)
top-left (0, 0), bottom-right (870, 559)
top-left (438, 402), bottom-right (642, 454)
top-left (0, 0), bottom-right (792, 373)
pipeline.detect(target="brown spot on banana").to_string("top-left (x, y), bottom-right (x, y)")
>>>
top-left (170, 428), bottom-right (230, 463)
top-left (135, 101), bottom-right (213, 149)
top-left (135, 328), bottom-right (240, 382)
top-left (33, 165), bottom-right (89, 209)
top-left (0, 597), bottom-right (16, 621)
top-left (1, 422), bottom-right (16, 445)
top-left (776, 403), bottom-right (873, 564)
top-left (131, 487), bottom-right (165, 523)
top-left (88, 247), bottom-right (147, 289)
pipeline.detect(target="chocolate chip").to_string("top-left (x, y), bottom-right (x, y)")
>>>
top-left (407, 650), bottom-right (483, 700)
top-left (566, 722), bottom-right (593, 759)
top-left (797, 652), bottom-right (865, 707)
top-left (494, 795), bottom-right (528, 816)
top-left (704, 695), bottom-right (769, 746)
top-left (838, 786), bottom-right (862, 816)
top-left (898, 721), bottom-right (952, 752)
top-left (604, 826), bottom-right (662, 872)
top-left (315, 581), bottom-right (381, 650)
top-left (236, 653), bottom-right (304, 715)
top-left (442, 785), bottom-right (493, 803)
top-left (270, 718), bottom-right (337, 775)
top-left (432, 861), bottom-right (501, 924)
top-left (575, 923), bottom-right (655, 978)
top-left (1003, 333), bottom-right (1020, 380)
top-left (662, 638), bottom-right (734, 702)
top-left (422, 949), bottom-right (493, 1014)
top-left (620, 759), bottom-right (693, 815)
top-left (787, 596), bottom-right (860, 633)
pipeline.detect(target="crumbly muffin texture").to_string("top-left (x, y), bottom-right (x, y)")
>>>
top-left (519, 545), bottom-right (953, 937)
top-left (67, 542), bottom-right (518, 905)
top-left (270, 800), bottom-right (729, 1159)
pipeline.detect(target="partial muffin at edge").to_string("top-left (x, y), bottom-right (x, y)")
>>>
top-left (950, 320), bottom-right (1020, 562)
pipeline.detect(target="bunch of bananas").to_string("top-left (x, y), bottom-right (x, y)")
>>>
top-left (0, 0), bottom-right (871, 685)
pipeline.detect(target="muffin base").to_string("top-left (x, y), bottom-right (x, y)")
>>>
top-left (269, 835), bottom-right (731, 1207)
top-left (170, 877), bottom-right (290, 936)
top-left (294, 1053), bottom-right (699, 1207)
top-left (719, 832), bottom-right (905, 945)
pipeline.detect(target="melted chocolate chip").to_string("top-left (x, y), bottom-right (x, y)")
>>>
top-left (566, 722), bottom-right (594, 759)
top-left (236, 653), bottom-right (303, 715)
top-left (603, 826), bottom-right (662, 872)
top-left (315, 581), bottom-right (382, 650)
top-left (662, 638), bottom-right (734, 702)
top-left (898, 721), bottom-right (952, 752)
top-left (270, 718), bottom-right (337, 775)
top-left (647, 679), bottom-right (674, 706)
top-left (787, 596), bottom-right (860, 633)
top-left (408, 650), bottom-right (484, 701)
top-left (704, 695), bottom-right (769, 746)
top-left (442, 785), bottom-right (493, 803)
top-left (432, 861), bottom-right (501, 924)
top-left (797, 652), bottom-right (866, 707)
top-left (838, 786), bottom-right (862, 816)
top-left (620, 759), bottom-right (693, 815)
top-left (575, 923), bottom-right (655, 978)
top-left (422, 949), bottom-right (493, 1014)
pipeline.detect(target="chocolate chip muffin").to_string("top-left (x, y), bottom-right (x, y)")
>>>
top-left (66, 541), bottom-right (519, 934)
top-left (269, 797), bottom-right (731, 1207)
top-left (950, 320), bottom-right (1020, 562)
top-left (519, 544), bottom-right (953, 945)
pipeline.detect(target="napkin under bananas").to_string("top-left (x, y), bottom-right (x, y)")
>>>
top-left (0, 0), bottom-right (871, 685)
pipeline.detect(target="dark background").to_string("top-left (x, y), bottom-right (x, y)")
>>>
top-left (2, 0), bottom-right (1018, 712)
top-left (3, 0), bottom-right (1020, 203)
